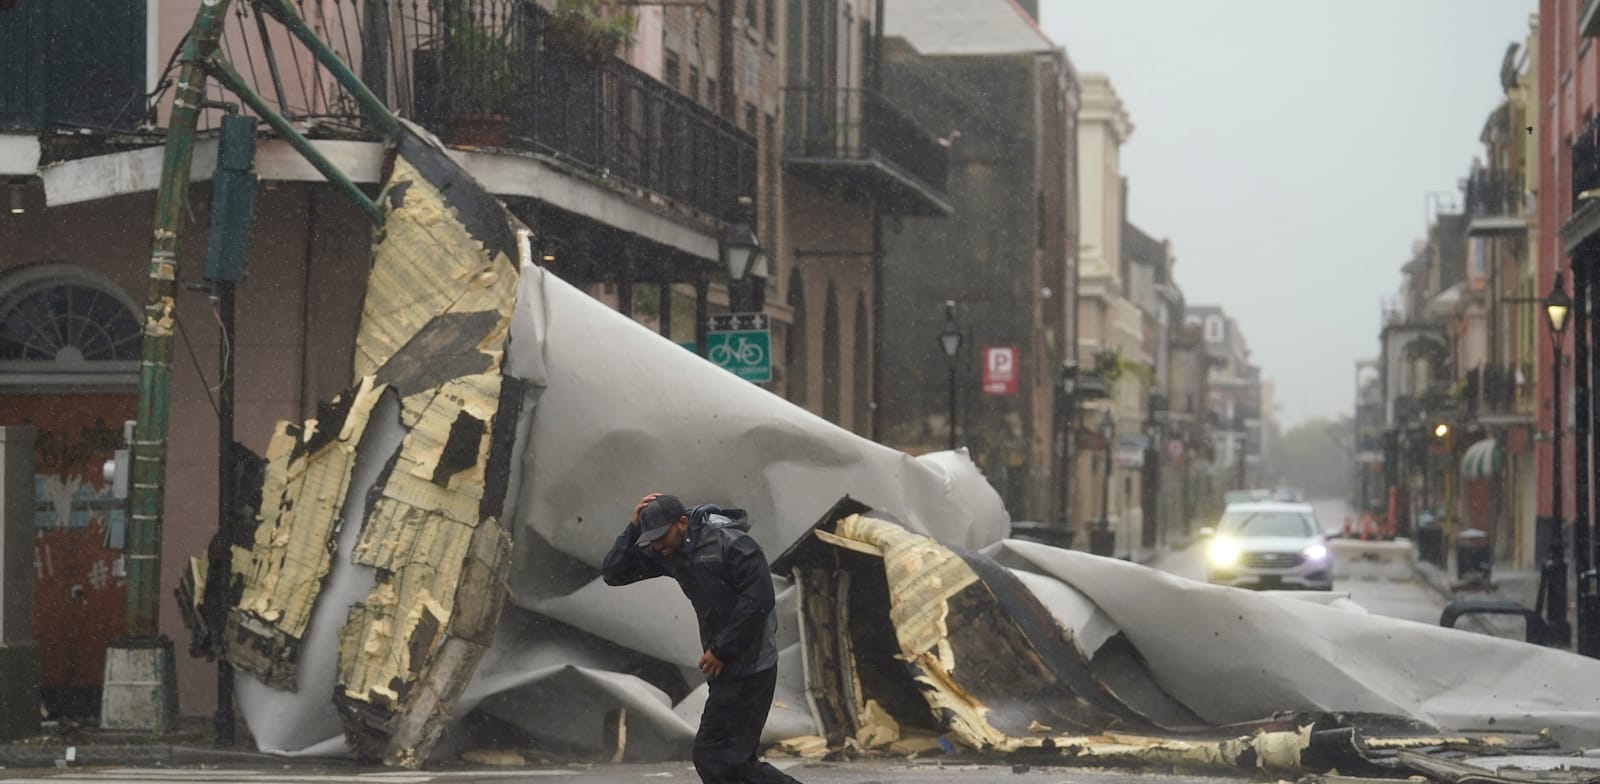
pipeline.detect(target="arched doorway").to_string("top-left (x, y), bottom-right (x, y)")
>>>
top-left (0, 263), bottom-right (139, 718)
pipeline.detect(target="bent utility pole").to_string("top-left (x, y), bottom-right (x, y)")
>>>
top-left (105, 0), bottom-right (236, 732)
top-left (114, 0), bottom-right (404, 733)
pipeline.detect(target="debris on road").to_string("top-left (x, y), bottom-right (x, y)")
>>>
top-left (175, 103), bottom-right (1600, 784)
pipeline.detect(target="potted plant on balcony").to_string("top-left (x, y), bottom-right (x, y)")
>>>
top-left (417, 0), bottom-right (522, 147)
top-left (541, 0), bottom-right (637, 65)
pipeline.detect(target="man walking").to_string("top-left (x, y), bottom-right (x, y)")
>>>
top-left (602, 493), bottom-right (800, 784)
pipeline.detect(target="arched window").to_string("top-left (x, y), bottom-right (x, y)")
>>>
top-left (853, 294), bottom-right (870, 434)
top-left (823, 284), bottom-right (840, 422)
top-left (0, 264), bottom-right (140, 389)
top-left (785, 268), bottom-right (807, 407)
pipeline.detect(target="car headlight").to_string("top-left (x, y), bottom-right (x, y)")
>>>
top-left (1208, 537), bottom-right (1240, 568)
top-left (1303, 544), bottom-right (1328, 561)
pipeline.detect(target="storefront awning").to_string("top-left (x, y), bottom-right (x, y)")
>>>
top-left (1460, 438), bottom-right (1501, 479)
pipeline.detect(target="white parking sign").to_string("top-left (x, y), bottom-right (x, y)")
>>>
top-left (982, 346), bottom-right (1017, 396)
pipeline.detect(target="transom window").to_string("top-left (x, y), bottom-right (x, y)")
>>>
top-left (1, 282), bottom-right (141, 362)
top-left (0, 265), bottom-right (141, 390)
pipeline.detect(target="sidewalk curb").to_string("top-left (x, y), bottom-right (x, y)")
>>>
top-left (0, 743), bottom-right (283, 769)
top-left (1133, 537), bottom-right (1197, 567)
top-left (1409, 559), bottom-right (1498, 635)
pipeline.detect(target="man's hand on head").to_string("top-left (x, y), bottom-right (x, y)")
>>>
top-left (630, 493), bottom-right (663, 528)
top-left (698, 650), bottom-right (724, 678)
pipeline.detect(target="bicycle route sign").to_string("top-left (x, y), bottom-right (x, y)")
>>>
top-left (706, 312), bottom-right (771, 382)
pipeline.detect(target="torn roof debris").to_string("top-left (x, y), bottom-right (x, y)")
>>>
top-left (178, 124), bottom-right (1600, 781)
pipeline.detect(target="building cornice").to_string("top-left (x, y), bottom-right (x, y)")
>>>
top-left (1078, 73), bottom-right (1133, 144)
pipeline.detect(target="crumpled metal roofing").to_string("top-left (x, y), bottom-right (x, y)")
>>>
top-left (184, 121), bottom-right (1600, 780)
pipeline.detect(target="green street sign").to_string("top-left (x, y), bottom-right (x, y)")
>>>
top-left (706, 313), bottom-right (771, 383)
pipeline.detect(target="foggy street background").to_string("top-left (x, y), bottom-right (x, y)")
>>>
top-left (1153, 498), bottom-right (1487, 628)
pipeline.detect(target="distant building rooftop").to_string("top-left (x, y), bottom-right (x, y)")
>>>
top-left (885, 0), bottom-right (1056, 56)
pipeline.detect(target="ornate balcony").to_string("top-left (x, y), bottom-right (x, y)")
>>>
top-left (216, 0), bottom-right (756, 225)
top-left (1463, 167), bottom-right (1525, 237)
top-left (782, 86), bottom-right (951, 217)
top-left (1574, 114), bottom-right (1600, 211)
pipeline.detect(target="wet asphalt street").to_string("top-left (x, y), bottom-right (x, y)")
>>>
top-left (1154, 497), bottom-right (1453, 626)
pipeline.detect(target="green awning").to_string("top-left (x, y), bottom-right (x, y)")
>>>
top-left (1460, 438), bottom-right (1501, 479)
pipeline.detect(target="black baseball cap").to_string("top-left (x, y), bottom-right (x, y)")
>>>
top-left (635, 494), bottom-right (688, 548)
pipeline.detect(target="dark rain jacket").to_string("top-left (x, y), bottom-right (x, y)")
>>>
top-left (601, 504), bottom-right (779, 682)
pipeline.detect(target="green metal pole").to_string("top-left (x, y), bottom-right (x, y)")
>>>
top-left (254, 0), bottom-right (405, 139)
top-left (126, 0), bottom-right (234, 640)
top-left (204, 55), bottom-right (384, 224)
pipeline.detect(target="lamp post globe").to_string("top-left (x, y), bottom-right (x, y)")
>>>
top-left (1548, 272), bottom-right (1573, 335)
top-left (939, 301), bottom-right (962, 358)
top-left (721, 196), bottom-right (764, 312)
top-left (723, 226), bottom-right (761, 284)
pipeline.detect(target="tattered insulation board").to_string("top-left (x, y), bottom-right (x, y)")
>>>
top-left (182, 126), bottom-right (529, 768)
top-left (768, 499), bottom-right (1596, 777)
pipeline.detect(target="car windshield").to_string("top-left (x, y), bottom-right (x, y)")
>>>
top-left (1218, 511), bottom-right (1315, 538)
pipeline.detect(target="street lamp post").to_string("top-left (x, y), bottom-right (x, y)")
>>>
top-left (1546, 272), bottom-right (1573, 648)
top-left (721, 196), bottom-right (766, 314)
top-left (1056, 363), bottom-right (1081, 537)
top-left (1574, 258), bottom-right (1597, 658)
top-left (938, 301), bottom-right (963, 451)
top-left (1091, 410), bottom-right (1116, 556)
top-left (1144, 395), bottom-right (1165, 549)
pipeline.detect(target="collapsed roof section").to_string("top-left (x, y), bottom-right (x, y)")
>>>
top-left (182, 127), bottom-right (530, 768)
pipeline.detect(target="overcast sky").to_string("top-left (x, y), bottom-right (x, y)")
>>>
top-left (1039, 0), bottom-right (1536, 428)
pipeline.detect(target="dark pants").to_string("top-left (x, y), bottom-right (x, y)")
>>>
top-left (693, 666), bottom-right (800, 784)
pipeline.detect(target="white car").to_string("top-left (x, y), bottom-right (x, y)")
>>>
top-left (1202, 502), bottom-right (1333, 591)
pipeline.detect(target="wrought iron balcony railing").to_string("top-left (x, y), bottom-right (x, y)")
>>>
top-left (1574, 113), bottom-right (1600, 211)
top-left (63, 0), bottom-right (755, 224)
top-left (782, 85), bottom-right (950, 216)
top-left (1464, 168), bottom-right (1522, 218)
top-left (1472, 362), bottom-right (1534, 420)
top-left (310, 0), bottom-right (755, 223)
top-left (1583, 0), bottom-right (1600, 38)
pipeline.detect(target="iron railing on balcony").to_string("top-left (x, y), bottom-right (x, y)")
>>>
top-left (1463, 363), bottom-right (1533, 422)
top-left (509, 47), bottom-right (756, 223)
top-left (0, 0), bottom-right (150, 131)
top-left (782, 85), bottom-right (947, 194)
top-left (1463, 168), bottom-right (1522, 218)
top-left (1482, 363), bottom-right (1516, 414)
top-left (206, 0), bottom-right (754, 223)
top-left (1573, 113), bottom-right (1600, 210)
top-left (1583, 0), bottom-right (1600, 39)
